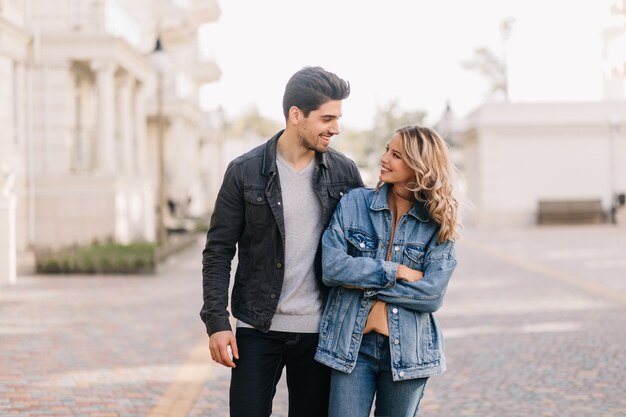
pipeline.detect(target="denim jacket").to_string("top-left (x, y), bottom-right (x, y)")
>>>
top-left (314, 184), bottom-right (456, 381)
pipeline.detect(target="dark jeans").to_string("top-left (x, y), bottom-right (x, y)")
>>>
top-left (230, 327), bottom-right (330, 417)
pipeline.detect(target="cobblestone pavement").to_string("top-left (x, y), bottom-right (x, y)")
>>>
top-left (1, 226), bottom-right (625, 417)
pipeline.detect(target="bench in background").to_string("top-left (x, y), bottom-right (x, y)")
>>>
top-left (537, 199), bottom-right (605, 225)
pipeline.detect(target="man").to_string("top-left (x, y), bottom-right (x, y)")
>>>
top-left (200, 66), bottom-right (364, 417)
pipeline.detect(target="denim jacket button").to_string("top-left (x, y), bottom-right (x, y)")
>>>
top-left (359, 242), bottom-right (365, 248)
top-left (394, 246), bottom-right (400, 252)
top-left (392, 308), bottom-right (398, 314)
top-left (276, 262), bottom-right (282, 269)
top-left (399, 371), bottom-right (405, 378)
top-left (393, 338), bottom-right (400, 345)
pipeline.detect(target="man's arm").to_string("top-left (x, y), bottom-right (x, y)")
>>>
top-left (200, 161), bottom-right (246, 367)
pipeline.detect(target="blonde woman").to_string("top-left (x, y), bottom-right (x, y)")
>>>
top-left (315, 126), bottom-right (459, 417)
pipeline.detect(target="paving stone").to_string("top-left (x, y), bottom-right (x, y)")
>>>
top-left (1, 227), bottom-right (625, 416)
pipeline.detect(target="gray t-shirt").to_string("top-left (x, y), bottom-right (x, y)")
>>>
top-left (237, 152), bottom-right (323, 333)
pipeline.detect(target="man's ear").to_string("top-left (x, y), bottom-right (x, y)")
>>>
top-left (288, 106), bottom-right (303, 125)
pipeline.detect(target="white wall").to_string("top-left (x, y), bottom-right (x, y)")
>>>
top-left (461, 102), bottom-right (626, 226)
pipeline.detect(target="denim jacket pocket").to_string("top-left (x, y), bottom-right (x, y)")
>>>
top-left (403, 244), bottom-right (425, 269)
top-left (318, 287), bottom-right (363, 360)
top-left (395, 310), bottom-right (441, 367)
top-left (346, 230), bottom-right (378, 259)
top-left (319, 287), bottom-right (342, 339)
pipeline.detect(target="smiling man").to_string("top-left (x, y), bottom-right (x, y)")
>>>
top-left (200, 66), bottom-right (364, 417)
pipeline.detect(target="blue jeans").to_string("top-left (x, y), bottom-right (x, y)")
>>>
top-left (329, 332), bottom-right (428, 417)
top-left (230, 328), bottom-right (330, 417)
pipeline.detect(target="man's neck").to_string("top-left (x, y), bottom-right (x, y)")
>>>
top-left (276, 130), bottom-right (315, 171)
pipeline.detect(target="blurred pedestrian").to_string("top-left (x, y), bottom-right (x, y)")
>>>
top-left (315, 125), bottom-right (459, 417)
top-left (200, 66), bottom-right (364, 417)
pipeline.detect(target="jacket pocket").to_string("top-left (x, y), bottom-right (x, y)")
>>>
top-left (326, 184), bottom-right (352, 225)
top-left (244, 189), bottom-right (273, 228)
top-left (328, 184), bottom-right (350, 202)
top-left (319, 287), bottom-right (362, 360)
top-left (346, 230), bottom-right (378, 259)
top-left (403, 244), bottom-right (425, 270)
top-left (396, 310), bottom-right (441, 367)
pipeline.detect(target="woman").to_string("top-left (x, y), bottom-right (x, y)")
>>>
top-left (315, 125), bottom-right (459, 417)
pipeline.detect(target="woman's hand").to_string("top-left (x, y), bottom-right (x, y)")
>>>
top-left (396, 265), bottom-right (424, 283)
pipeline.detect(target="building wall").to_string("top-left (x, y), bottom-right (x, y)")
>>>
top-left (1, 2), bottom-right (30, 283)
top-left (19, 0), bottom-right (219, 250)
top-left (461, 102), bottom-right (626, 227)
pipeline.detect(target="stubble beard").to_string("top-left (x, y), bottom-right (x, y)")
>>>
top-left (300, 132), bottom-right (329, 154)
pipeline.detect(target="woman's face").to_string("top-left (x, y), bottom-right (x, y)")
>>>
top-left (379, 133), bottom-right (415, 186)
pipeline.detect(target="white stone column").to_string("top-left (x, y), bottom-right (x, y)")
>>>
top-left (91, 61), bottom-right (116, 174)
top-left (14, 63), bottom-right (26, 147)
top-left (0, 170), bottom-right (17, 286)
top-left (119, 74), bottom-right (134, 174)
top-left (134, 83), bottom-right (148, 176)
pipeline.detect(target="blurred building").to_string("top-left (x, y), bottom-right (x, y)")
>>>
top-left (459, 101), bottom-right (626, 227)
top-left (0, 0), bottom-right (220, 284)
top-left (603, 1), bottom-right (626, 98)
top-left (434, 103), bottom-right (468, 221)
top-left (457, 2), bottom-right (626, 228)
top-left (200, 110), bottom-right (268, 209)
top-left (0, 0), bottom-right (29, 285)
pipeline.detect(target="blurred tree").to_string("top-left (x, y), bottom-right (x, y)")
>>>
top-left (225, 106), bottom-right (282, 139)
top-left (461, 17), bottom-right (515, 101)
top-left (335, 99), bottom-right (425, 183)
top-left (367, 100), bottom-right (425, 169)
top-left (461, 47), bottom-right (508, 100)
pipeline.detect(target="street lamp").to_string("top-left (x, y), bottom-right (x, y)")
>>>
top-left (148, 36), bottom-right (171, 244)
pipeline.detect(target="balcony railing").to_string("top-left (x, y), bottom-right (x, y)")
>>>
top-left (70, 0), bottom-right (141, 48)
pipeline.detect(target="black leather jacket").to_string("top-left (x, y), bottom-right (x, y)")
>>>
top-left (200, 131), bottom-right (364, 335)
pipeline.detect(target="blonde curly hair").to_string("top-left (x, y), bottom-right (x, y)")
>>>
top-left (379, 126), bottom-right (460, 243)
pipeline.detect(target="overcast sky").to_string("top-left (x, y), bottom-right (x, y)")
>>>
top-left (198, 0), bottom-right (618, 130)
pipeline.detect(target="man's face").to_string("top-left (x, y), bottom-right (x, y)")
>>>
top-left (295, 100), bottom-right (342, 153)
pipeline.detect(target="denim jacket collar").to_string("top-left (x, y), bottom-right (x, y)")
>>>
top-left (262, 130), bottom-right (330, 176)
top-left (371, 183), bottom-right (430, 223)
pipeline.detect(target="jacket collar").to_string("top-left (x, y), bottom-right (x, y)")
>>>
top-left (371, 183), bottom-right (430, 222)
top-left (262, 129), bottom-right (330, 176)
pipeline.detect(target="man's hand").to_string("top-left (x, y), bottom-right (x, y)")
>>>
top-left (209, 330), bottom-right (239, 368)
top-left (396, 265), bottom-right (424, 283)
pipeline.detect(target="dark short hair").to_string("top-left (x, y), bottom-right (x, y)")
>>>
top-left (282, 66), bottom-right (350, 119)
